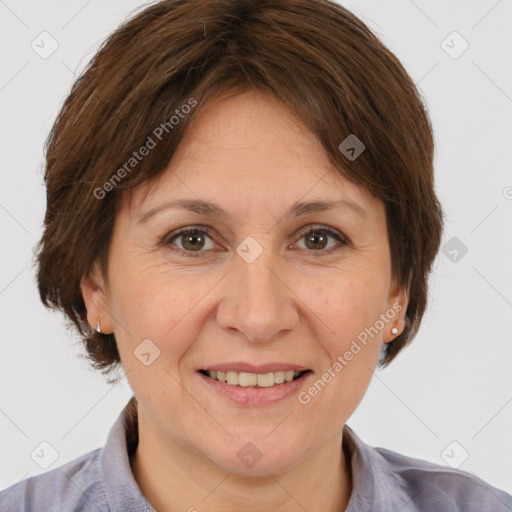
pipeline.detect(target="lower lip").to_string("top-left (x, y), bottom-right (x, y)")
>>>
top-left (197, 371), bottom-right (312, 406)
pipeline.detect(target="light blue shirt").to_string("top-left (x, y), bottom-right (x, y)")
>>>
top-left (1, 396), bottom-right (511, 511)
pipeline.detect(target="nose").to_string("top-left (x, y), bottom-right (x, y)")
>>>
top-left (215, 249), bottom-right (299, 343)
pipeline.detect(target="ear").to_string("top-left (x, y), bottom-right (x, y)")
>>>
top-left (80, 263), bottom-right (114, 335)
top-left (382, 276), bottom-right (410, 343)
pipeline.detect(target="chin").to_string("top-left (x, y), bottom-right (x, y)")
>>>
top-left (219, 454), bottom-right (301, 477)
top-left (201, 435), bottom-right (306, 477)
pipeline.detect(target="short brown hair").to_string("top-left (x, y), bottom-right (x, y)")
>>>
top-left (36, 0), bottom-right (443, 382)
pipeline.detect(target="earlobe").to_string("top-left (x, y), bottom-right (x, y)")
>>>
top-left (80, 265), bottom-right (114, 334)
top-left (383, 280), bottom-right (409, 343)
top-left (383, 309), bottom-right (406, 343)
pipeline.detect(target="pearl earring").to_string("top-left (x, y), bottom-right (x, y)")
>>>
top-left (96, 317), bottom-right (101, 333)
top-left (391, 327), bottom-right (398, 335)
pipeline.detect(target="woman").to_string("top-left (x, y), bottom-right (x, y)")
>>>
top-left (1, 0), bottom-right (510, 510)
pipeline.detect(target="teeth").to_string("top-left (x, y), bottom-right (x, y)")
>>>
top-left (239, 372), bottom-right (257, 386)
top-left (226, 371), bottom-right (238, 385)
top-left (207, 370), bottom-right (302, 387)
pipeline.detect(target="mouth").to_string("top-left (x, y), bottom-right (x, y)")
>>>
top-left (197, 369), bottom-right (312, 388)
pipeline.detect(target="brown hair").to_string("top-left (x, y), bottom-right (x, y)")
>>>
top-left (35, 0), bottom-right (443, 382)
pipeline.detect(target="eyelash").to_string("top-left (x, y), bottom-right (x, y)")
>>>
top-left (162, 225), bottom-right (349, 258)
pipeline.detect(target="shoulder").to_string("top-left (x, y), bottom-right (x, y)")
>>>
top-left (343, 425), bottom-right (512, 512)
top-left (376, 446), bottom-right (512, 512)
top-left (0, 448), bottom-right (107, 512)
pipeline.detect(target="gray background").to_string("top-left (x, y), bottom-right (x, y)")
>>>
top-left (1, 0), bottom-right (511, 496)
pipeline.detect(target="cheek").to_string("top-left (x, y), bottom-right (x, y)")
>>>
top-left (312, 266), bottom-right (389, 391)
top-left (305, 281), bottom-right (384, 423)
top-left (108, 259), bottom-right (215, 364)
top-left (309, 267), bottom-right (390, 346)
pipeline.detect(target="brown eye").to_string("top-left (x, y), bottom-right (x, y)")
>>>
top-left (180, 230), bottom-right (207, 251)
top-left (296, 227), bottom-right (348, 254)
top-left (164, 225), bottom-right (348, 258)
top-left (166, 228), bottom-right (216, 255)
top-left (304, 230), bottom-right (329, 250)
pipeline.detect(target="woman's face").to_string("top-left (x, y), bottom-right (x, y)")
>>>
top-left (83, 90), bottom-right (407, 475)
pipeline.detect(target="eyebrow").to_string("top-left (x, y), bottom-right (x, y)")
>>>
top-left (137, 198), bottom-right (368, 224)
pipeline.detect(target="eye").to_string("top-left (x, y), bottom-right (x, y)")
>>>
top-left (163, 225), bottom-right (349, 258)
top-left (165, 226), bottom-right (216, 256)
top-left (294, 226), bottom-right (349, 254)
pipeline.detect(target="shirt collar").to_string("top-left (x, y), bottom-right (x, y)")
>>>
top-left (342, 424), bottom-right (410, 511)
top-left (99, 397), bottom-right (409, 511)
top-left (99, 396), bottom-right (154, 511)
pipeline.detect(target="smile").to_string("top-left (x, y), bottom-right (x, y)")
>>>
top-left (199, 369), bottom-right (310, 388)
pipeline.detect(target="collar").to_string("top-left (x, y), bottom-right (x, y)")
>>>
top-left (342, 423), bottom-right (410, 511)
top-left (99, 396), bottom-right (154, 511)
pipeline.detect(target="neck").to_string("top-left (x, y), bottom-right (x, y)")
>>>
top-left (131, 410), bottom-right (353, 512)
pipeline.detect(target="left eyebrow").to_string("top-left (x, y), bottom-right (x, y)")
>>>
top-left (286, 199), bottom-right (368, 219)
top-left (137, 198), bottom-right (368, 225)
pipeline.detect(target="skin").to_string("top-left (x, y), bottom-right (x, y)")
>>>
top-left (81, 89), bottom-right (408, 512)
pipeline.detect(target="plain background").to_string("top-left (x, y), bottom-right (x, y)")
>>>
top-left (1, 0), bottom-right (511, 497)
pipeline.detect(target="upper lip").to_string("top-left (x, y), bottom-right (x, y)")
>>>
top-left (199, 362), bottom-right (311, 374)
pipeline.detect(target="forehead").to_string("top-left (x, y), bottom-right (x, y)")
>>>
top-left (123, 90), bottom-right (378, 219)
